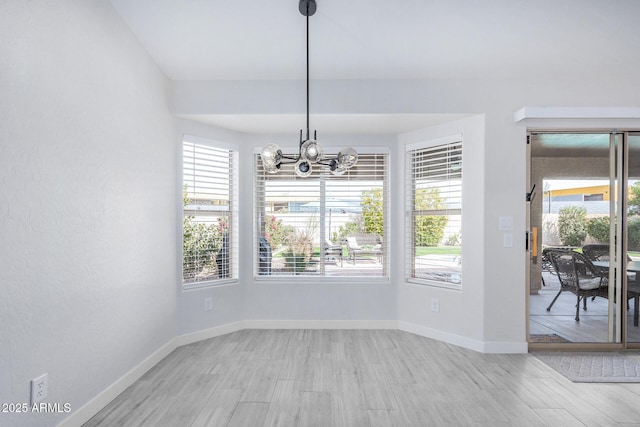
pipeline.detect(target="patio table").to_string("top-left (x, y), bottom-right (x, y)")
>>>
top-left (592, 260), bottom-right (640, 326)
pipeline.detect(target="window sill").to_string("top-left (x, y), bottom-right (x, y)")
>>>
top-left (183, 278), bottom-right (238, 291)
top-left (253, 276), bottom-right (390, 285)
top-left (405, 278), bottom-right (462, 291)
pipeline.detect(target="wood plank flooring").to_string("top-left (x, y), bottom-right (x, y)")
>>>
top-left (84, 330), bottom-right (640, 427)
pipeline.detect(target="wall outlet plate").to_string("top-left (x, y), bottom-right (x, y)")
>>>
top-left (431, 298), bottom-right (440, 313)
top-left (31, 373), bottom-right (48, 405)
top-left (204, 297), bottom-right (213, 311)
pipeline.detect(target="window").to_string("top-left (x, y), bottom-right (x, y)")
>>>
top-left (255, 151), bottom-right (388, 279)
top-left (182, 136), bottom-right (238, 288)
top-left (406, 136), bottom-right (462, 286)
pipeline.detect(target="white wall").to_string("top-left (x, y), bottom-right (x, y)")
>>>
top-left (169, 126), bottom-right (398, 331)
top-left (240, 134), bottom-right (398, 324)
top-left (397, 115), bottom-right (487, 350)
top-left (171, 76), bottom-right (640, 352)
top-left (173, 119), bottom-right (246, 335)
top-left (0, 2), bottom-right (176, 426)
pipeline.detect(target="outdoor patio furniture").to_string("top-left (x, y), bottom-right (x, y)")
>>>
top-left (591, 258), bottom-right (640, 327)
top-left (546, 249), bottom-right (609, 321)
top-left (629, 282), bottom-right (640, 327)
top-left (582, 244), bottom-right (612, 262)
top-left (324, 241), bottom-right (343, 267)
top-left (540, 246), bottom-right (574, 287)
top-left (258, 237), bottom-right (272, 275)
top-left (346, 234), bottom-right (382, 264)
top-left (583, 244), bottom-right (636, 308)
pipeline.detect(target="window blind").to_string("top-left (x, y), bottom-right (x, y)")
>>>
top-left (183, 139), bottom-right (238, 287)
top-left (406, 140), bottom-right (462, 286)
top-left (255, 152), bottom-right (388, 278)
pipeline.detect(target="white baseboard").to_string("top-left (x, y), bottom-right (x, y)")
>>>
top-left (174, 321), bottom-right (245, 347)
top-left (398, 321), bottom-right (527, 354)
top-left (398, 321), bottom-right (485, 352)
top-left (57, 338), bottom-right (178, 427)
top-left (243, 319), bottom-right (399, 330)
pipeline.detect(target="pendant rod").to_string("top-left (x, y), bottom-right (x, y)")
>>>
top-left (305, 10), bottom-right (310, 141)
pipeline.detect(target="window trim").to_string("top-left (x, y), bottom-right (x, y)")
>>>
top-left (406, 134), bottom-right (463, 289)
top-left (182, 134), bottom-right (239, 290)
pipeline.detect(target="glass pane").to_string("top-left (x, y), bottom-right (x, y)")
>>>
top-left (256, 154), bottom-right (388, 278)
top-left (263, 178), bottom-right (321, 276)
top-left (627, 134), bottom-right (640, 344)
top-left (529, 133), bottom-right (615, 344)
top-left (183, 142), bottom-right (234, 285)
top-left (324, 177), bottom-right (386, 277)
top-left (409, 141), bottom-right (462, 286)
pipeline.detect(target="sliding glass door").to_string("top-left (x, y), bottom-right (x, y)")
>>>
top-left (528, 131), bottom-right (639, 348)
top-left (628, 134), bottom-right (640, 345)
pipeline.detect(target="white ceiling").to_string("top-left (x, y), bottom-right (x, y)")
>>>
top-left (109, 0), bottom-right (640, 133)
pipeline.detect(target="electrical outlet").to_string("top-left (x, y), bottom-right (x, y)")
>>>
top-left (31, 373), bottom-right (48, 405)
top-left (204, 297), bottom-right (213, 311)
top-left (431, 298), bottom-right (440, 313)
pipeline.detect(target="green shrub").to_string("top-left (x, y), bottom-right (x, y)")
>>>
top-left (557, 206), bottom-right (587, 246)
top-left (586, 216), bottom-right (610, 243)
top-left (337, 215), bottom-right (364, 242)
top-left (283, 229), bottom-right (314, 273)
top-left (183, 218), bottom-right (221, 281)
top-left (445, 232), bottom-right (461, 246)
top-left (415, 188), bottom-right (448, 246)
top-left (415, 216), bottom-right (448, 246)
top-left (264, 215), bottom-right (294, 250)
top-left (361, 188), bottom-right (384, 236)
top-left (629, 182), bottom-right (640, 216)
top-left (628, 219), bottom-right (640, 251)
top-left (183, 185), bottom-right (227, 281)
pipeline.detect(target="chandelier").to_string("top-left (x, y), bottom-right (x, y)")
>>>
top-left (260, 0), bottom-right (358, 178)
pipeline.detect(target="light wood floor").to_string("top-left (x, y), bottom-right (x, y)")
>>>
top-left (84, 329), bottom-right (640, 426)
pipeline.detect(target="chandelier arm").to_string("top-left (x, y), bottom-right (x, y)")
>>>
top-left (280, 154), bottom-right (300, 163)
top-left (280, 155), bottom-right (300, 163)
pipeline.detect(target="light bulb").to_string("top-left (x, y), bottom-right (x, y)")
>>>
top-left (300, 140), bottom-right (323, 162)
top-left (264, 162), bottom-right (280, 174)
top-left (336, 147), bottom-right (358, 169)
top-left (260, 143), bottom-right (282, 167)
top-left (295, 160), bottom-right (312, 178)
top-left (330, 166), bottom-right (347, 176)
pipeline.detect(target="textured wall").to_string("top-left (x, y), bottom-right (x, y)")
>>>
top-left (0, 1), bottom-right (176, 425)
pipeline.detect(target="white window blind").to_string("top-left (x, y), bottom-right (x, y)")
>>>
top-left (255, 152), bottom-right (388, 278)
top-left (406, 139), bottom-right (462, 286)
top-left (183, 139), bottom-right (238, 287)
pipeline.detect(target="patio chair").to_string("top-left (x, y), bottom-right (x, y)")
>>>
top-left (345, 234), bottom-right (382, 264)
top-left (582, 243), bottom-right (635, 306)
top-left (324, 240), bottom-right (343, 267)
top-left (582, 244), bottom-right (615, 276)
top-left (540, 246), bottom-right (573, 287)
top-left (545, 249), bottom-right (609, 321)
top-left (582, 244), bottom-right (611, 262)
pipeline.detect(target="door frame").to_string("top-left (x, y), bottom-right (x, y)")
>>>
top-left (526, 129), bottom-right (639, 351)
